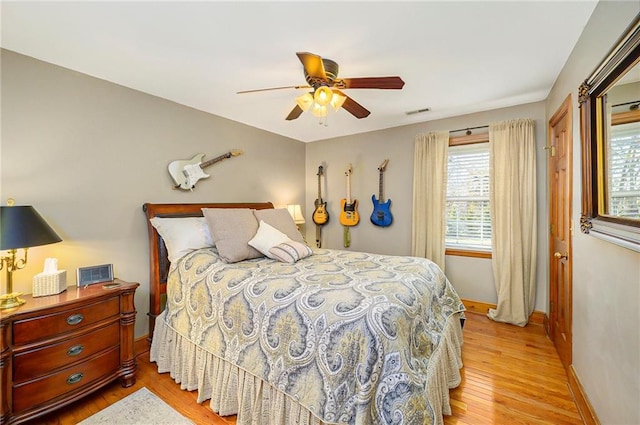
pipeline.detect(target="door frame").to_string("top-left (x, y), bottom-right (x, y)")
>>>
top-left (547, 93), bottom-right (573, 368)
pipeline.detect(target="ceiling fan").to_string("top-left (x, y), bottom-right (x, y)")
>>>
top-left (237, 52), bottom-right (405, 121)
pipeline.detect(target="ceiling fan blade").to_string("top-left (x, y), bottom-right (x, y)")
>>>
top-left (237, 85), bottom-right (310, 94)
top-left (296, 52), bottom-right (326, 80)
top-left (334, 90), bottom-right (370, 119)
top-left (336, 76), bottom-right (405, 90)
top-left (285, 105), bottom-right (304, 121)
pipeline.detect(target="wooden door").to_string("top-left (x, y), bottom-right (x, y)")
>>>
top-left (548, 95), bottom-right (573, 369)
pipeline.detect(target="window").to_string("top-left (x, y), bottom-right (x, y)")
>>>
top-left (608, 117), bottom-right (640, 219)
top-left (445, 141), bottom-right (491, 252)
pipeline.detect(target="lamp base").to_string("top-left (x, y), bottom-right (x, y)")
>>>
top-left (0, 292), bottom-right (26, 310)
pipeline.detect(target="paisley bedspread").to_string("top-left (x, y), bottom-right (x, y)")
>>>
top-left (163, 247), bottom-right (465, 424)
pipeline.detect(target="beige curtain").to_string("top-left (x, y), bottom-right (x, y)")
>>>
top-left (488, 119), bottom-right (537, 326)
top-left (412, 131), bottom-right (449, 271)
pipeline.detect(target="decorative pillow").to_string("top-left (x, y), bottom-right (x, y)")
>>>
top-left (202, 208), bottom-right (262, 263)
top-left (248, 220), bottom-right (290, 259)
top-left (269, 240), bottom-right (313, 264)
top-left (253, 208), bottom-right (305, 243)
top-left (149, 217), bottom-right (214, 263)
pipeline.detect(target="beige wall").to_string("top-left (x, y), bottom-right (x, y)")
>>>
top-left (305, 101), bottom-right (548, 311)
top-left (0, 49), bottom-right (306, 338)
top-left (546, 3), bottom-right (640, 424)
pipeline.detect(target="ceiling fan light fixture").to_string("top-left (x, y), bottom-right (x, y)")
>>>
top-left (330, 92), bottom-right (347, 111)
top-left (311, 103), bottom-right (328, 118)
top-left (314, 86), bottom-right (333, 106)
top-left (241, 52), bottom-right (403, 122)
top-left (295, 92), bottom-right (314, 112)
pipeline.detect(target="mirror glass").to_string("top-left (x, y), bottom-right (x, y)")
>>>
top-left (603, 60), bottom-right (640, 219)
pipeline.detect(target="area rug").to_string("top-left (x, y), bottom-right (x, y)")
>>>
top-left (77, 387), bottom-right (194, 425)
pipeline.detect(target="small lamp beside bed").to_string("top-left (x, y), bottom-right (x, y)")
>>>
top-left (286, 204), bottom-right (305, 230)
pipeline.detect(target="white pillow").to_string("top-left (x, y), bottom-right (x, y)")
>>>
top-left (150, 217), bottom-right (214, 263)
top-left (248, 220), bottom-right (290, 259)
top-left (269, 241), bottom-right (313, 264)
top-left (253, 208), bottom-right (305, 243)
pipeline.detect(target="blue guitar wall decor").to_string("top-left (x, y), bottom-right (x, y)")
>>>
top-left (370, 159), bottom-right (393, 227)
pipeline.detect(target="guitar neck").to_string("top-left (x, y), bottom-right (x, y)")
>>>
top-left (378, 170), bottom-right (384, 201)
top-left (317, 174), bottom-right (322, 200)
top-left (346, 173), bottom-right (352, 203)
top-left (200, 152), bottom-right (231, 169)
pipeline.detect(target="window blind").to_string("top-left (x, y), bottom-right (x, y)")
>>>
top-left (608, 121), bottom-right (640, 218)
top-left (446, 142), bottom-right (491, 250)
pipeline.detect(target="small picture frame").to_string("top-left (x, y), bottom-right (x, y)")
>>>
top-left (77, 264), bottom-right (114, 287)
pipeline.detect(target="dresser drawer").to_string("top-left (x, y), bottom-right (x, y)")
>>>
top-left (12, 346), bottom-right (120, 413)
top-left (13, 322), bottom-right (120, 383)
top-left (12, 297), bottom-right (119, 345)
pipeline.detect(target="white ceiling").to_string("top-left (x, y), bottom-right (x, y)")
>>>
top-left (1, 1), bottom-right (598, 143)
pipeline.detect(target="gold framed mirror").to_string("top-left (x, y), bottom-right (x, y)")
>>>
top-left (579, 14), bottom-right (640, 248)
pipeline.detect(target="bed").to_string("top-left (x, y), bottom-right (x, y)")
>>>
top-left (143, 202), bottom-right (465, 425)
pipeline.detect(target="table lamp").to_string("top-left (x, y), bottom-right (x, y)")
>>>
top-left (286, 204), bottom-right (306, 230)
top-left (0, 200), bottom-right (62, 309)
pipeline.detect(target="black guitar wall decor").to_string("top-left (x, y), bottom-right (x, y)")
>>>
top-left (312, 165), bottom-right (329, 247)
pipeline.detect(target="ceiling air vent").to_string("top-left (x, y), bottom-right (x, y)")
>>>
top-left (405, 108), bottom-right (431, 115)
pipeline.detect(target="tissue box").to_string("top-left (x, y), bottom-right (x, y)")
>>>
top-left (32, 270), bottom-right (68, 297)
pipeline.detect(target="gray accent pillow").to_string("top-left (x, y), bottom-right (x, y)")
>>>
top-left (253, 208), bottom-right (305, 243)
top-left (202, 208), bottom-right (262, 263)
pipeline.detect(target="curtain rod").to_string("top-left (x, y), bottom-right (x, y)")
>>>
top-left (449, 125), bottom-right (489, 134)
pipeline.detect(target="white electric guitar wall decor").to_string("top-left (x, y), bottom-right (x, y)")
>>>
top-left (168, 149), bottom-right (243, 190)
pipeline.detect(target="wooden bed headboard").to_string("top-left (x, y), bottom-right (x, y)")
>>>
top-left (142, 202), bottom-right (274, 341)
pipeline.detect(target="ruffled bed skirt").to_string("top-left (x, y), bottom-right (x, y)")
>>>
top-left (150, 311), bottom-right (464, 425)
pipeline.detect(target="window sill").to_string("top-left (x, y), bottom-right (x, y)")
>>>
top-left (445, 248), bottom-right (492, 259)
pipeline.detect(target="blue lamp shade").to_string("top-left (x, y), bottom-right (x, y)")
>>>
top-left (0, 206), bottom-right (62, 250)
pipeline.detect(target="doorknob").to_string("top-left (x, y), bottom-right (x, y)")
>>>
top-left (554, 252), bottom-right (568, 260)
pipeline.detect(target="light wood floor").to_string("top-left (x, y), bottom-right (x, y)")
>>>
top-left (35, 312), bottom-right (583, 425)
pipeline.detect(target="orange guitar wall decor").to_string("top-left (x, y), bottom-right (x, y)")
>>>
top-left (340, 164), bottom-right (359, 247)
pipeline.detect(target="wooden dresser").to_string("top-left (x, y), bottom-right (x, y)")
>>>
top-left (0, 280), bottom-right (139, 425)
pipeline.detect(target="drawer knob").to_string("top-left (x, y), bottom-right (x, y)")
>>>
top-left (66, 314), bottom-right (84, 325)
top-left (66, 372), bottom-right (84, 385)
top-left (66, 345), bottom-right (84, 357)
